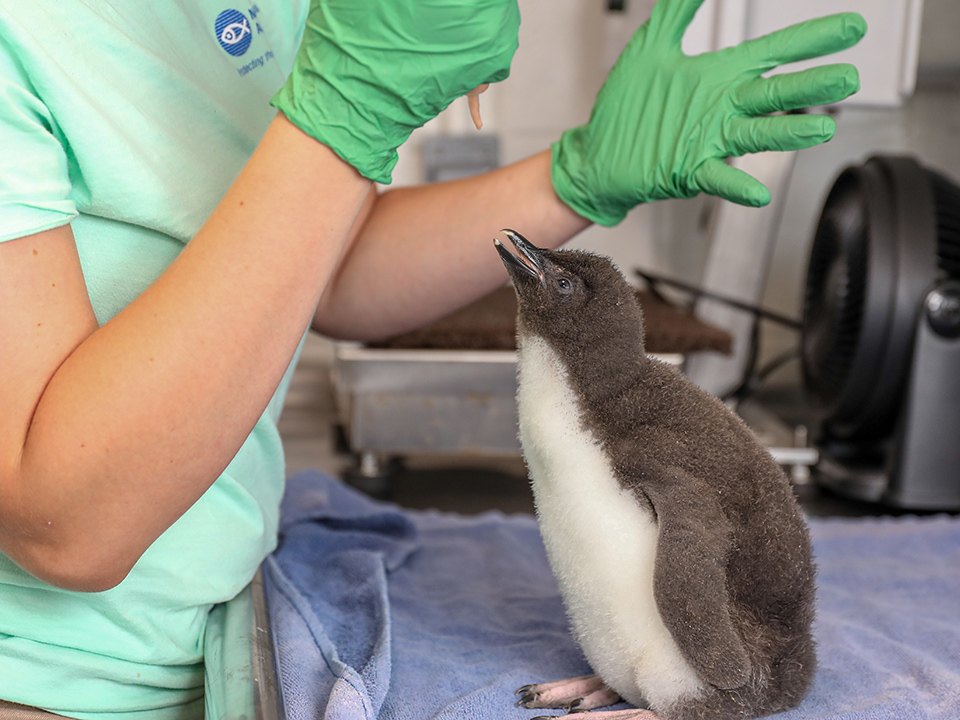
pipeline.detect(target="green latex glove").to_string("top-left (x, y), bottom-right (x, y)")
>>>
top-left (272, 0), bottom-right (520, 184)
top-left (552, 0), bottom-right (867, 226)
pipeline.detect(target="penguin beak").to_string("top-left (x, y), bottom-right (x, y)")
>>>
top-left (494, 229), bottom-right (547, 288)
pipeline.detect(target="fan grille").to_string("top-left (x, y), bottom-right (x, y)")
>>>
top-left (803, 159), bottom-right (960, 437)
top-left (802, 174), bottom-right (869, 410)
top-left (930, 170), bottom-right (960, 279)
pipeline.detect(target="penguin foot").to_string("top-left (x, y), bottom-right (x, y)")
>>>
top-left (516, 674), bottom-right (621, 711)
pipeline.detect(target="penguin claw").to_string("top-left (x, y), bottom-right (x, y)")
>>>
top-left (519, 692), bottom-right (591, 712)
top-left (517, 691), bottom-right (539, 708)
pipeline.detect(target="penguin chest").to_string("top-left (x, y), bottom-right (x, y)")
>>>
top-left (516, 337), bottom-right (703, 708)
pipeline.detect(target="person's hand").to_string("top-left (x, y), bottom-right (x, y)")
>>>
top-left (551, 0), bottom-right (867, 226)
top-left (272, 0), bottom-right (520, 184)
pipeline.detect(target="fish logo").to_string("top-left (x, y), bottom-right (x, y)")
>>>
top-left (215, 9), bottom-right (253, 56)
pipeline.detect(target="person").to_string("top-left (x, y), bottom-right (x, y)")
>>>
top-left (0, 0), bottom-right (864, 717)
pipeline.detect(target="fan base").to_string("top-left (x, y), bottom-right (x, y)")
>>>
top-left (814, 456), bottom-right (888, 504)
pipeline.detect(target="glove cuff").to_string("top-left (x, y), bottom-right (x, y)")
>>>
top-left (271, 69), bottom-right (405, 185)
top-left (551, 132), bottom-right (628, 228)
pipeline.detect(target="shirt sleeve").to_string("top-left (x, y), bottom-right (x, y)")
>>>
top-left (0, 29), bottom-right (77, 243)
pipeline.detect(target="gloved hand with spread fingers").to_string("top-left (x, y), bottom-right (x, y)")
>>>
top-left (552, 0), bottom-right (867, 226)
top-left (273, 0), bottom-right (520, 184)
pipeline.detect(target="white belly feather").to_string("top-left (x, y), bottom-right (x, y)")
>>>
top-left (516, 337), bottom-right (704, 709)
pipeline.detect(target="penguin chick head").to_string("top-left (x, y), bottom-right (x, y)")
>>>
top-left (494, 229), bottom-right (645, 350)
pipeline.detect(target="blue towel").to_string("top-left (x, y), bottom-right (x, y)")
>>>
top-left (264, 470), bottom-right (960, 720)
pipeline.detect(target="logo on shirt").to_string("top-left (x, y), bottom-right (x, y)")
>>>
top-left (215, 9), bottom-right (253, 56)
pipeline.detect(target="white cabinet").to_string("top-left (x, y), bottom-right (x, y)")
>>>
top-left (686, 0), bottom-right (925, 107)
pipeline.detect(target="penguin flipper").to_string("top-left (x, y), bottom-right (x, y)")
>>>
top-left (642, 465), bottom-right (751, 690)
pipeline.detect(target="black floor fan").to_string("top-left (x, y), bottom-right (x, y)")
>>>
top-left (802, 155), bottom-right (960, 510)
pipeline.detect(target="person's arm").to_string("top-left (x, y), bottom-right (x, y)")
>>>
top-left (313, 150), bottom-right (587, 341)
top-left (0, 0), bottom-right (520, 593)
top-left (0, 115), bottom-right (371, 592)
top-left (314, 1), bottom-right (868, 341)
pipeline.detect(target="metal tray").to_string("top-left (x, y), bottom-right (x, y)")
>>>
top-left (332, 343), bottom-right (683, 458)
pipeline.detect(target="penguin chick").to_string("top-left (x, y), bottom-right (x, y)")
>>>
top-left (494, 230), bottom-right (817, 720)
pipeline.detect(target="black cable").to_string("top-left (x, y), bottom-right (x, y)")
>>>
top-left (756, 348), bottom-right (802, 382)
top-left (633, 268), bottom-right (802, 329)
top-left (722, 348), bottom-right (801, 404)
top-left (632, 266), bottom-right (803, 406)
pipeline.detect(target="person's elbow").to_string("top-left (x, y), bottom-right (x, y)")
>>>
top-left (3, 531), bottom-right (137, 593)
top-left (311, 301), bottom-right (389, 343)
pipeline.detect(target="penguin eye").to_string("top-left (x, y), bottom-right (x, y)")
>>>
top-left (556, 276), bottom-right (574, 294)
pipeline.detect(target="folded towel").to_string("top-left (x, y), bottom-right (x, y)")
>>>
top-left (264, 471), bottom-right (960, 720)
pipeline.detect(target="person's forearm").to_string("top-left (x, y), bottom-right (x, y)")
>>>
top-left (313, 150), bottom-right (590, 341)
top-left (10, 114), bottom-right (371, 590)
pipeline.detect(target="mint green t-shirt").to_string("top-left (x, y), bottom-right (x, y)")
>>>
top-left (0, 2), bottom-right (308, 717)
